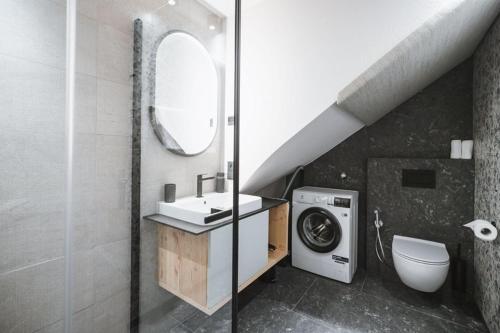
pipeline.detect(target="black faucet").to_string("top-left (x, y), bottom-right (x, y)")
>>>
top-left (196, 174), bottom-right (215, 198)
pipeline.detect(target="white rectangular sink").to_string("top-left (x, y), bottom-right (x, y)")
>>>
top-left (158, 192), bottom-right (262, 225)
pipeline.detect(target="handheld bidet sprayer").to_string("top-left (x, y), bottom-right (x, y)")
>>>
top-left (374, 210), bottom-right (386, 262)
top-left (374, 210), bottom-right (383, 228)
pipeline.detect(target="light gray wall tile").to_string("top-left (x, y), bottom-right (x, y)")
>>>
top-left (35, 319), bottom-right (64, 333)
top-left (72, 307), bottom-right (94, 333)
top-left (11, 214), bottom-right (65, 274)
top-left (93, 239), bottom-right (131, 304)
top-left (76, 13), bottom-right (98, 76)
top-left (95, 0), bottom-right (166, 35)
top-left (0, 55), bottom-right (65, 133)
top-left (0, 124), bottom-right (66, 272)
top-left (92, 288), bottom-right (130, 333)
top-left (94, 135), bottom-right (131, 246)
top-left (73, 250), bottom-right (95, 313)
top-left (97, 24), bottom-right (134, 85)
top-left (75, 73), bottom-right (98, 134)
top-left (96, 79), bottom-right (133, 136)
top-left (94, 208), bottom-right (131, 247)
top-left (0, 270), bottom-right (17, 332)
top-left (7, 259), bottom-right (65, 333)
top-left (0, 0), bottom-right (66, 68)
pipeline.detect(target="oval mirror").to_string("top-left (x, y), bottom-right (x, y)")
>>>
top-left (151, 31), bottom-right (218, 156)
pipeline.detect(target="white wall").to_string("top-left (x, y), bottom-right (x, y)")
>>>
top-left (239, 0), bottom-right (457, 191)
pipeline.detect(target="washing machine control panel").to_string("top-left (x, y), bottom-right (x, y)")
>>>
top-left (332, 197), bottom-right (351, 208)
top-left (296, 192), bottom-right (352, 209)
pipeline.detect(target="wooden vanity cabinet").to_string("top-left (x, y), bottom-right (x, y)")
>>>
top-left (157, 202), bottom-right (289, 314)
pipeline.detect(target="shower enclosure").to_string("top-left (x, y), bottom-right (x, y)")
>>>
top-left (1, 0), bottom-right (241, 332)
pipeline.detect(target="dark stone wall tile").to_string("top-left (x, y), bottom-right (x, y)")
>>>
top-left (305, 59), bottom-right (474, 271)
top-left (369, 60), bottom-right (473, 159)
top-left (473, 13), bottom-right (500, 333)
top-left (366, 158), bottom-right (475, 293)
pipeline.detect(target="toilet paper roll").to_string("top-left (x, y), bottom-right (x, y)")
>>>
top-left (450, 140), bottom-right (462, 159)
top-left (464, 220), bottom-right (498, 241)
top-left (461, 140), bottom-right (473, 159)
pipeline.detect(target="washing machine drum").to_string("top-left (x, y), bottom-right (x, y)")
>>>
top-left (297, 207), bottom-right (342, 253)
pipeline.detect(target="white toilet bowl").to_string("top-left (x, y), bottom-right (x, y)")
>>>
top-left (392, 235), bottom-right (449, 292)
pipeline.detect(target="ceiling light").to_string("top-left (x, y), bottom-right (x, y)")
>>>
top-left (167, 0), bottom-right (176, 6)
top-left (208, 24), bottom-right (216, 31)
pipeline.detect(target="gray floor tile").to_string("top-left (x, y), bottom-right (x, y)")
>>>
top-left (362, 274), bottom-right (487, 332)
top-left (295, 277), bottom-right (482, 333)
top-left (137, 266), bottom-right (487, 333)
top-left (181, 310), bottom-right (210, 332)
top-left (192, 303), bottom-right (232, 333)
top-left (159, 298), bottom-right (203, 324)
top-left (238, 298), bottom-right (340, 333)
top-left (139, 313), bottom-right (182, 333)
top-left (252, 265), bottom-right (318, 309)
top-left (312, 268), bottom-right (366, 292)
top-left (139, 299), bottom-right (196, 333)
top-left (170, 324), bottom-right (193, 333)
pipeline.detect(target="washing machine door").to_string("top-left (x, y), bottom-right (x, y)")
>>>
top-left (297, 207), bottom-right (342, 253)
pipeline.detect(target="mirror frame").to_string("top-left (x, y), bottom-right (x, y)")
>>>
top-left (149, 30), bottom-right (220, 157)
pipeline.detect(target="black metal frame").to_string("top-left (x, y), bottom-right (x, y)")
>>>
top-left (232, 0), bottom-right (242, 331)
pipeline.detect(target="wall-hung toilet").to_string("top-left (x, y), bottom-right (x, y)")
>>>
top-left (392, 235), bottom-right (449, 292)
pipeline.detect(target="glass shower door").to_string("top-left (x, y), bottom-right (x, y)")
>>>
top-left (131, 1), bottom-right (237, 332)
top-left (0, 0), bottom-right (240, 331)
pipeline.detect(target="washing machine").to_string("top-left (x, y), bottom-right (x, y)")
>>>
top-left (292, 187), bottom-right (358, 283)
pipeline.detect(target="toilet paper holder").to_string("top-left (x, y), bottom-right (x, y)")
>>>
top-left (463, 220), bottom-right (498, 241)
top-left (463, 220), bottom-right (496, 227)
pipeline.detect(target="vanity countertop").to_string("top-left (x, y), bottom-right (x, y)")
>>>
top-left (143, 197), bottom-right (288, 235)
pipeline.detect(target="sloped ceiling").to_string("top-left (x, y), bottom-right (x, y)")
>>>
top-left (204, 0), bottom-right (500, 193)
top-left (239, 0), bottom-right (460, 192)
top-left (242, 104), bottom-right (364, 193)
top-left (338, 0), bottom-right (500, 125)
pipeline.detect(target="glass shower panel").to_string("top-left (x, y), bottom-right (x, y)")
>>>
top-left (0, 0), bottom-right (68, 332)
top-left (137, 1), bottom-right (236, 332)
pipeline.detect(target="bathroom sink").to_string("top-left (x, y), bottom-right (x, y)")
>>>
top-left (158, 192), bottom-right (262, 225)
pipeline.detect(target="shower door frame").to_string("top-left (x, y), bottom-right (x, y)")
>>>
top-left (231, 0), bottom-right (242, 332)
